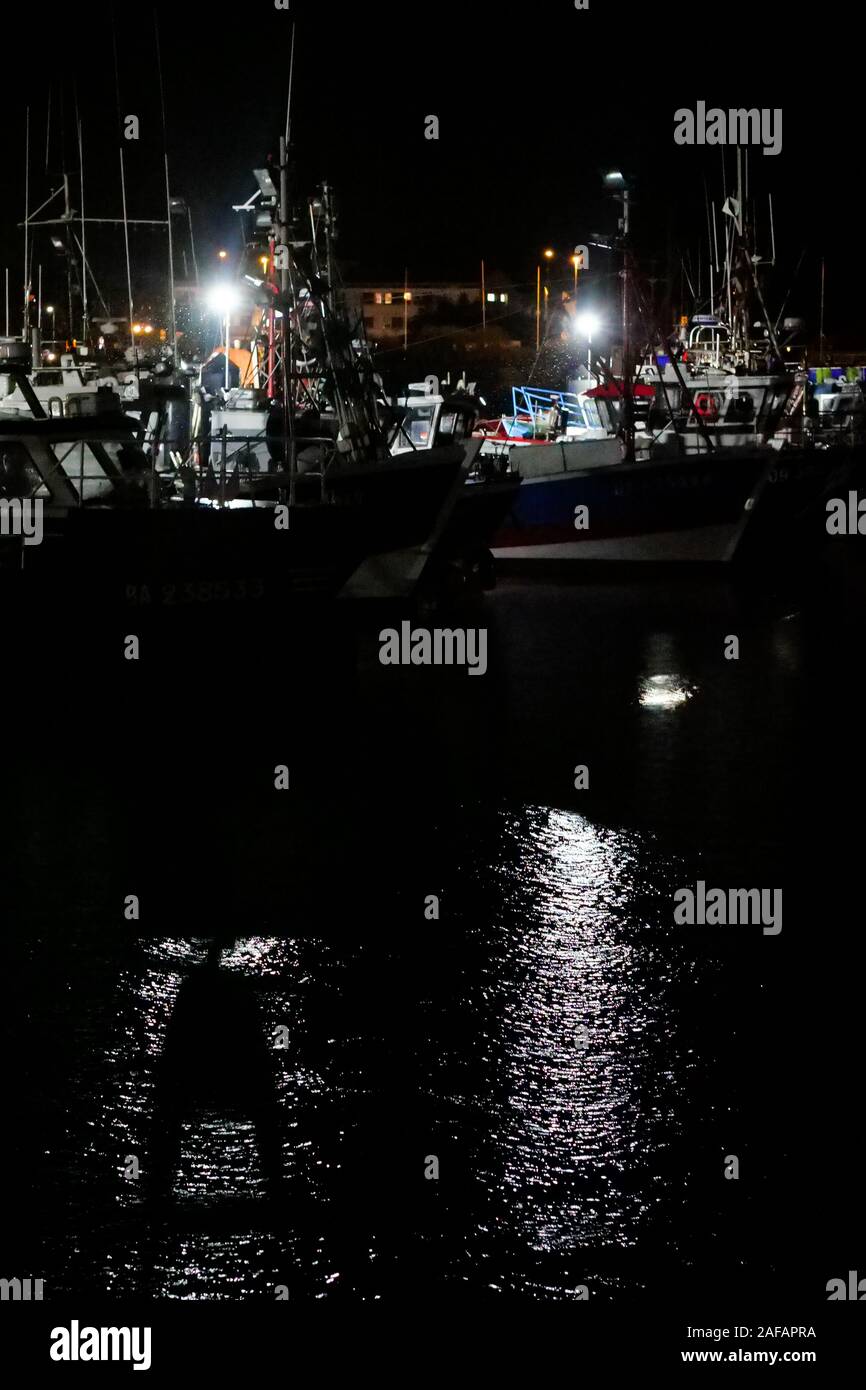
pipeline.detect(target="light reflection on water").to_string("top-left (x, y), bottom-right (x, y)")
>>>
top-left (451, 806), bottom-right (695, 1297)
top-left (638, 673), bottom-right (698, 710)
top-left (42, 805), bottom-right (714, 1301)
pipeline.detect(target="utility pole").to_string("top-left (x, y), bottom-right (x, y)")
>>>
top-left (481, 259), bottom-right (486, 340)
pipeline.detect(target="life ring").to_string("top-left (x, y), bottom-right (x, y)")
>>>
top-left (693, 391), bottom-right (719, 421)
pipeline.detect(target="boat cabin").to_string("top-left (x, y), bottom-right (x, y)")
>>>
top-left (389, 380), bottom-right (480, 454)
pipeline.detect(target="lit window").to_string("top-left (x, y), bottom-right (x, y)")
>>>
top-left (404, 291), bottom-right (412, 302)
top-left (384, 292), bottom-right (393, 305)
top-left (500, 293), bottom-right (508, 303)
top-left (375, 292), bottom-right (383, 305)
top-left (486, 293), bottom-right (495, 302)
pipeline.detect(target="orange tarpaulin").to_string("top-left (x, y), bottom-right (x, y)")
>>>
top-left (209, 343), bottom-right (261, 388)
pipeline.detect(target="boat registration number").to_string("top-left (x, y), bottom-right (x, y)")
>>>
top-left (125, 578), bottom-right (266, 605)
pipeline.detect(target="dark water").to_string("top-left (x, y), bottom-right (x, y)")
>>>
top-left (3, 549), bottom-right (865, 1305)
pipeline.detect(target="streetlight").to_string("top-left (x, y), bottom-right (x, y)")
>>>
top-left (218, 250), bottom-right (229, 261)
top-left (603, 170), bottom-right (633, 448)
top-left (603, 170), bottom-right (629, 236)
top-left (206, 285), bottom-right (241, 391)
top-left (575, 311), bottom-right (601, 377)
top-left (537, 249), bottom-right (556, 348)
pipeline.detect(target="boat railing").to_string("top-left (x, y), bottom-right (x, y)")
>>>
top-left (511, 385), bottom-right (596, 434)
top-left (0, 426), bottom-right (400, 510)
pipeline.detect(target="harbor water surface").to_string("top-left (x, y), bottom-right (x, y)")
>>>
top-left (4, 555), bottom-right (863, 1304)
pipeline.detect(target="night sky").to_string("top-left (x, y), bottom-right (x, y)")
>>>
top-left (2, 0), bottom-right (863, 344)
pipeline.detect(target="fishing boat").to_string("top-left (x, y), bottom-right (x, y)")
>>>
top-left (388, 378), bottom-right (521, 591)
top-left (487, 169), bottom-right (862, 566)
top-left (0, 162), bottom-right (488, 608)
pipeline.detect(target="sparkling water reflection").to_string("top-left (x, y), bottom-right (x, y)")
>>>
top-left (29, 803), bottom-right (718, 1301)
top-left (12, 575), bottom-right (825, 1301)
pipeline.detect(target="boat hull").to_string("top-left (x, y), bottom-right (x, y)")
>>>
top-left (492, 450), bottom-right (766, 564)
top-left (491, 445), bottom-right (863, 565)
top-left (0, 444), bottom-right (470, 607)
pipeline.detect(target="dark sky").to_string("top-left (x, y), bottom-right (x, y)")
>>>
top-left (2, 0), bottom-right (863, 344)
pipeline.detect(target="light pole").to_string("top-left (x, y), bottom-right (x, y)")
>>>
top-left (604, 170), bottom-right (632, 453)
top-left (207, 285), bottom-right (240, 392)
top-left (575, 312), bottom-right (600, 379)
top-left (536, 250), bottom-right (554, 351)
top-left (542, 248), bottom-right (554, 329)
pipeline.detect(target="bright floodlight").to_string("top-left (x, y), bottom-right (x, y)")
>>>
top-left (604, 170), bottom-right (625, 184)
top-left (575, 312), bottom-right (600, 338)
top-left (206, 286), bottom-right (240, 315)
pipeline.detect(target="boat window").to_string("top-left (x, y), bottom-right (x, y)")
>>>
top-left (35, 371), bottom-right (63, 386)
top-left (438, 411), bottom-right (458, 438)
top-left (726, 392), bottom-right (755, 421)
top-left (0, 443), bottom-right (42, 498)
top-left (404, 404), bottom-right (435, 446)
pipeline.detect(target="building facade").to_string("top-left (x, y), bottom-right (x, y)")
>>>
top-left (343, 282), bottom-right (510, 340)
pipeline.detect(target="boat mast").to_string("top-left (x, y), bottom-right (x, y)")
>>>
top-left (819, 258), bottom-right (826, 364)
top-left (112, 12), bottom-right (136, 357)
top-left (155, 13), bottom-right (177, 359)
top-left (77, 115), bottom-right (88, 342)
top-left (281, 21), bottom-right (297, 499)
top-left (620, 182), bottom-right (634, 461)
top-left (23, 107), bottom-right (30, 341)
